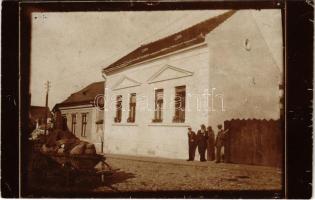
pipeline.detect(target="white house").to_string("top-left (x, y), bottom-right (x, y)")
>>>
top-left (53, 81), bottom-right (104, 152)
top-left (101, 10), bottom-right (282, 159)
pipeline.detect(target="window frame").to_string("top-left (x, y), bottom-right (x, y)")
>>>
top-left (71, 113), bottom-right (77, 134)
top-left (128, 93), bottom-right (136, 123)
top-left (173, 85), bottom-right (186, 123)
top-left (81, 113), bottom-right (88, 137)
top-left (115, 95), bottom-right (122, 123)
top-left (153, 89), bottom-right (164, 123)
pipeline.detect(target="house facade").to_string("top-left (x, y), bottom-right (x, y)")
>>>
top-left (102, 10), bottom-right (282, 159)
top-left (53, 81), bottom-right (104, 152)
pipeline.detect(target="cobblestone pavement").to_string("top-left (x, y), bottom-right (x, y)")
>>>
top-left (27, 154), bottom-right (282, 195)
top-left (93, 154), bottom-right (282, 192)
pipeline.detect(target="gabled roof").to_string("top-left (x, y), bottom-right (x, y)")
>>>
top-left (29, 106), bottom-right (52, 120)
top-left (103, 10), bottom-right (236, 74)
top-left (54, 81), bottom-right (104, 109)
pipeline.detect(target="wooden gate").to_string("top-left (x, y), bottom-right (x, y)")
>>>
top-left (224, 119), bottom-right (282, 167)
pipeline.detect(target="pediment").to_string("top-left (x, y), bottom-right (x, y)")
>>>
top-left (113, 76), bottom-right (141, 90)
top-left (147, 65), bottom-right (193, 84)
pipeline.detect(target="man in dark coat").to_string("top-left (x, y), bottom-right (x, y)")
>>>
top-left (215, 124), bottom-right (229, 163)
top-left (197, 124), bottom-right (208, 162)
top-left (206, 126), bottom-right (215, 161)
top-left (187, 127), bottom-right (197, 161)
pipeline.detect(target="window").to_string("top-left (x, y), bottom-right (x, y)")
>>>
top-left (127, 93), bottom-right (136, 123)
top-left (173, 86), bottom-right (186, 123)
top-left (81, 113), bottom-right (87, 137)
top-left (153, 89), bottom-right (163, 122)
top-left (71, 114), bottom-right (77, 134)
top-left (115, 95), bottom-right (122, 123)
top-left (61, 114), bottom-right (67, 130)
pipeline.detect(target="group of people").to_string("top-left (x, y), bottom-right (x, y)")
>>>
top-left (187, 124), bottom-right (229, 163)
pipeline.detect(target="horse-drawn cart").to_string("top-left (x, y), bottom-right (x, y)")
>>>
top-left (29, 138), bottom-right (113, 185)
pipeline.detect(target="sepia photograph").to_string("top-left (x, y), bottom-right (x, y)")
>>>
top-left (3, 0), bottom-right (314, 197)
top-left (23, 7), bottom-right (286, 196)
top-left (3, 0), bottom-right (315, 197)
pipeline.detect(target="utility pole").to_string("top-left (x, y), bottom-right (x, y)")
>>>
top-left (44, 80), bottom-right (51, 135)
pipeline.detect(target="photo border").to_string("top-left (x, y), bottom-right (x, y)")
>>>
top-left (1, 0), bottom-right (313, 198)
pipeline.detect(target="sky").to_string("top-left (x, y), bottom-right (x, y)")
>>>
top-left (30, 9), bottom-right (282, 109)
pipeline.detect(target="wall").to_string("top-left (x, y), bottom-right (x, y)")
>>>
top-left (104, 44), bottom-right (210, 159)
top-left (205, 10), bottom-right (282, 129)
top-left (60, 105), bottom-right (103, 152)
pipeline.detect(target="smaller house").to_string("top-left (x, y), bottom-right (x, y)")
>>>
top-left (29, 106), bottom-right (52, 131)
top-left (53, 81), bottom-right (104, 152)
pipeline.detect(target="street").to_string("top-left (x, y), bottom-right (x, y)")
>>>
top-left (95, 154), bottom-right (282, 192)
top-left (28, 154), bottom-right (282, 195)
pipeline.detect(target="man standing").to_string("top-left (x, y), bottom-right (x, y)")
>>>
top-left (215, 124), bottom-right (229, 163)
top-left (197, 124), bottom-right (208, 162)
top-left (207, 126), bottom-right (215, 161)
top-left (187, 127), bottom-right (197, 161)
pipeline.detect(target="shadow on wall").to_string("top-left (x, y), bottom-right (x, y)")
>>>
top-left (224, 119), bottom-right (282, 168)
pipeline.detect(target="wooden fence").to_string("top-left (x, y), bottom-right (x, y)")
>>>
top-left (224, 119), bottom-right (283, 167)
